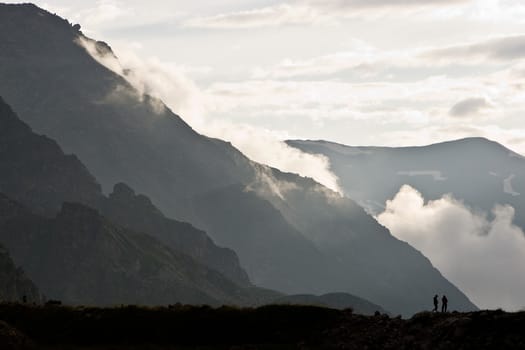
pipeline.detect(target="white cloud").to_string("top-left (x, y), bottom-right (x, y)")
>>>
top-left (77, 37), bottom-right (342, 193)
top-left (449, 97), bottom-right (492, 117)
top-left (423, 34), bottom-right (525, 63)
top-left (203, 121), bottom-right (341, 193)
top-left (184, 3), bottom-right (329, 29)
top-left (183, 0), bottom-right (474, 29)
top-left (78, 0), bottom-right (131, 29)
top-left (377, 185), bottom-right (525, 311)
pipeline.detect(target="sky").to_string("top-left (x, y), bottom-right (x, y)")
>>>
top-left (8, 0), bottom-right (525, 156)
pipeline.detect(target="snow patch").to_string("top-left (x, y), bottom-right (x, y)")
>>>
top-left (397, 170), bottom-right (447, 181)
top-left (503, 174), bottom-right (520, 196)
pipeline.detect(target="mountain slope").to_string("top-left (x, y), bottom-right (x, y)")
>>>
top-left (0, 3), bottom-right (476, 315)
top-left (0, 95), bottom-right (252, 293)
top-left (0, 195), bottom-right (255, 305)
top-left (101, 182), bottom-right (251, 287)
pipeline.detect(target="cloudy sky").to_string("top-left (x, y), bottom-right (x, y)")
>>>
top-left (377, 185), bottom-right (525, 311)
top-left (8, 0), bottom-right (525, 156)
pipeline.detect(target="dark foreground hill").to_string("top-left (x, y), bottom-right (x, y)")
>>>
top-left (0, 304), bottom-right (523, 350)
top-left (272, 292), bottom-right (389, 316)
top-left (0, 3), bottom-right (476, 316)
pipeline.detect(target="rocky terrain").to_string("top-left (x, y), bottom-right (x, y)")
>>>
top-left (321, 309), bottom-right (525, 349)
top-left (0, 304), bottom-right (523, 350)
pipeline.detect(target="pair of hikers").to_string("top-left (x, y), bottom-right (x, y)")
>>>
top-left (433, 294), bottom-right (448, 312)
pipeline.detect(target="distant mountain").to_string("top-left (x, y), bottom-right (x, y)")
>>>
top-left (0, 96), bottom-right (272, 305)
top-left (0, 3), bottom-right (476, 315)
top-left (287, 138), bottom-right (525, 225)
top-left (0, 244), bottom-right (39, 303)
top-left (273, 293), bottom-right (389, 316)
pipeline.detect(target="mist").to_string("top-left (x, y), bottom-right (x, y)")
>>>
top-left (77, 37), bottom-right (341, 194)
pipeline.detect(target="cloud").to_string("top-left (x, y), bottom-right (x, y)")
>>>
top-left (203, 121), bottom-right (341, 193)
top-left (449, 97), bottom-right (491, 117)
top-left (311, 0), bottom-right (470, 10)
top-left (184, 3), bottom-right (328, 29)
top-left (77, 0), bottom-right (131, 29)
top-left (77, 36), bottom-right (342, 193)
top-left (377, 185), bottom-right (525, 311)
top-left (424, 35), bottom-right (525, 63)
top-left (253, 34), bottom-right (525, 82)
top-left (183, 0), bottom-right (472, 29)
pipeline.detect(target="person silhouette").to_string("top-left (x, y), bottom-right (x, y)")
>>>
top-left (441, 295), bottom-right (448, 312)
top-left (433, 294), bottom-right (438, 312)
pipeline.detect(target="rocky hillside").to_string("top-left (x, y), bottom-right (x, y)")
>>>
top-left (321, 310), bottom-right (525, 349)
top-left (0, 94), bottom-right (101, 217)
top-left (0, 194), bottom-right (263, 306)
top-left (0, 245), bottom-right (39, 303)
top-left (0, 95), bottom-right (257, 303)
top-left (101, 182), bottom-right (251, 287)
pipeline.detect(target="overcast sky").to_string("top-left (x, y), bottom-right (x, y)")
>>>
top-left (8, 0), bottom-right (525, 154)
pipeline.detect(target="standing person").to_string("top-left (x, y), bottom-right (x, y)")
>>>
top-left (433, 294), bottom-right (439, 312)
top-left (441, 295), bottom-right (448, 312)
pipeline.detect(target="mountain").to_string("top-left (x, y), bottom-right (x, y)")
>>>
top-left (272, 293), bottom-right (389, 316)
top-left (287, 138), bottom-right (525, 224)
top-left (0, 95), bottom-right (276, 305)
top-left (0, 94), bottom-right (253, 293)
top-left (0, 3), bottom-right (476, 315)
top-left (0, 244), bottom-right (40, 303)
top-left (101, 182), bottom-right (251, 287)
top-left (0, 195), bottom-right (259, 305)
top-left (0, 92), bottom-right (101, 217)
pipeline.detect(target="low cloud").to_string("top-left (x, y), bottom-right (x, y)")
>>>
top-left (449, 97), bottom-right (491, 117)
top-left (205, 122), bottom-right (341, 193)
top-left (77, 36), bottom-right (342, 194)
top-left (377, 185), bottom-right (525, 311)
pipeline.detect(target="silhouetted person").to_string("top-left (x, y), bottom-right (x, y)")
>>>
top-left (441, 295), bottom-right (448, 312)
top-left (433, 294), bottom-right (438, 312)
top-left (22, 295), bottom-right (27, 303)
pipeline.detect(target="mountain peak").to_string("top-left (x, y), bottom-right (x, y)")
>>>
top-left (111, 182), bottom-right (136, 198)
